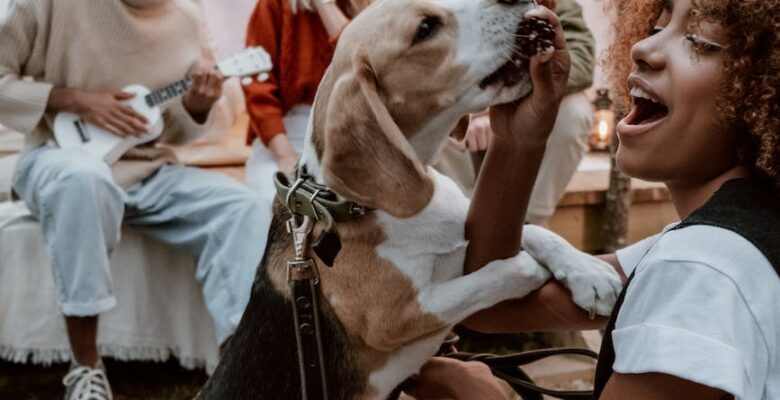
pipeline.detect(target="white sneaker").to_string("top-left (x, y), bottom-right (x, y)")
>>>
top-left (63, 365), bottom-right (113, 400)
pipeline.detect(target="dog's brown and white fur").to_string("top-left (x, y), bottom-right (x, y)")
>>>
top-left (200, 0), bottom-right (621, 398)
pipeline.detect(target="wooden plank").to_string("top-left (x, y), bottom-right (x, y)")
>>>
top-left (550, 200), bottom-right (677, 253)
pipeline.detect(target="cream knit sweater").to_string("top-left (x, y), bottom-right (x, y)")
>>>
top-left (0, 0), bottom-right (224, 187)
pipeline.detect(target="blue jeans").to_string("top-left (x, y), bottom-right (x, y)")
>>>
top-left (12, 145), bottom-right (267, 344)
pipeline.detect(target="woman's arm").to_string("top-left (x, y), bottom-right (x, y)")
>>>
top-left (463, 5), bottom-right (570, 274)
top-left (461, 0), bottom-right (633, 332)
top-left (0, 0), bottom-right (53, 136)
top-left (244, 0), bottom-right (294, 162)
top-left (463, 254), bottom-right (624, 333)
top-left (461, 4), bottom-right (611, 332)
top-left (313, 0), bottom-right (350, 39)
top-left (602, 373), bottom-right (731, 400)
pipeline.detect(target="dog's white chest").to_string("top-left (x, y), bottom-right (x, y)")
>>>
top-left (375, 169), bottom-right (470, 287)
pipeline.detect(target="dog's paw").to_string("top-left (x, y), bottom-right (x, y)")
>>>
top-left (522, 224), bottom-right (623, 317)
top-left (485, 252), bottom-right (552, 299)
top-left (553, 255), bottom-right (623, 317)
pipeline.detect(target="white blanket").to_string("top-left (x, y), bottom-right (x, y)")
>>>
top-left (0, 201), bottom-right (220, 372)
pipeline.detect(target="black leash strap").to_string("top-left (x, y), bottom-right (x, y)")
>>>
top-left (287, 216), bottom-right (328, 400)
top-left (388, 346), bottom-right (597, 400)
top-left (445, 348), bottom-right (598, 400)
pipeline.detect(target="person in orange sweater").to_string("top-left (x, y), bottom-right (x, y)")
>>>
top-left (243, 0), bottom-right (369, 204)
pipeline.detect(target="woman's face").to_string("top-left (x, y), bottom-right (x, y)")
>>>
top-left (616, 0), bottom-right (738, 186)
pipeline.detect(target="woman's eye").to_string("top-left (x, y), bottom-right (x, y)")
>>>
top-left (649, 26), bottom-right (663, 36)
top-left (413, 16), bottom-right (442, 45)
top-left (685, 34), bottom-right (724, 53)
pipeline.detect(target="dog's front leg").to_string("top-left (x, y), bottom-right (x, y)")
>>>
top-left (522, 224), bottom-right (623, 317)
top-left (361, 252), bottom-right (549, 352)
top-left (417, 251), bottom-right (551, 326)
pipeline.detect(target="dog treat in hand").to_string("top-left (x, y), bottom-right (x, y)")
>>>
top-left (479, 17), bottom-right (556, 89)
top-left (516, 18), bottom-right (556, 56)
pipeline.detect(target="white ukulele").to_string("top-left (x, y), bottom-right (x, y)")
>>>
top-left (53, 47), bottom-right (272, 163)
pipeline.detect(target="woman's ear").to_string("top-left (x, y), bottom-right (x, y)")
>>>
top-left (321, 52), bottom-right (434, 218)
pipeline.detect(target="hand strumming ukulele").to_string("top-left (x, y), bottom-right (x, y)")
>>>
top-left (53, 47), bottom-right (272, 163)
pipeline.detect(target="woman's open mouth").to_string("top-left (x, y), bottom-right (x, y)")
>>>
top-left (618, 85), bottom-right (669, 136)
top-left (626, 87), bottom-right (669, 125)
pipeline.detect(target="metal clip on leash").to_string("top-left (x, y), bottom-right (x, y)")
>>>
top-left (286, 191), bottom-right (328, 400)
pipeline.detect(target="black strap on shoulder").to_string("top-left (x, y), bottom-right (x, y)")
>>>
top-left (592, 269), bottom-right (636, 398)
top-left (673, 178), bottom-right (780, 273)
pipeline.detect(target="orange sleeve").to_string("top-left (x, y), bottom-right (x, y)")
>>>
top-left (244, 0), bottom-right (287, 146)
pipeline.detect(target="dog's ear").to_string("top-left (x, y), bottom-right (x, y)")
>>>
top-left (322, 53), bottom-right (434, 218)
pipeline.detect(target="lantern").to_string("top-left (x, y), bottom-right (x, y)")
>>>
top-left (589, 89), bottom-right (615, 151)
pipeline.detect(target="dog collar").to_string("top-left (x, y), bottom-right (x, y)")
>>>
top-left (274, 168), bottom-right (368, 266)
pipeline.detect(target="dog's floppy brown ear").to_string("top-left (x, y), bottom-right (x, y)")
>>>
top-left (322, 54), bottom-right (434, 218)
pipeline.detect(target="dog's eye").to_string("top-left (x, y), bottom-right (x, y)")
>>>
top-left (413, 16), bottom-right (442, 45)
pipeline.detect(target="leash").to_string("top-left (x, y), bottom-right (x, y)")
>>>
top-left (287, 215), bottom-right (328, 400)
top-left (276, 168), bottom-right (368, 400)
top-left (387, 341), bottom-right (598, 400)
top-left (443, 348), bottom-right (598, 400)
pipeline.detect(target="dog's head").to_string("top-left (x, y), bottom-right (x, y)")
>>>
top-left (311, 0), bottom-right (539, 218)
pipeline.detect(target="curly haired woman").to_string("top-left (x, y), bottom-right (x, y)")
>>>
top-left (408, 0), bottom-right (780, 399)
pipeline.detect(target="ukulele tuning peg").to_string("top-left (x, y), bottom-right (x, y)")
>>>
top-left (256, 73), bottom-right (270, 83)
top-left (241, 77), bottom-right (254, 86)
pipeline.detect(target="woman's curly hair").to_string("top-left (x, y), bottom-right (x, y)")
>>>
top-left (604, 0), bottom-right (780, 188)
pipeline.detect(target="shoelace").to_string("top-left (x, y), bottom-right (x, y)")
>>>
top-left (63, 366), bottom-right (113, 400)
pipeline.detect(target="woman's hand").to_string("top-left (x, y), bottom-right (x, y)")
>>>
top-left (288, 0), bottom-right (315, 14)
top-left (268, 134), bottom-right (300, 174)
top-left (457, 112), bottom-right (493, 152)
top-left (404, 357), bottom-right (509, 400)
top-left (312, 0), bottom-right (350, 38)
top-left (48, 87), bottom-right (149, 138)
top-left (538, 0), bottom-right (557, 11)
top-left (183, 62), bottom-right (225, 123)
top-left (490, 5), bottom-right (570, 148)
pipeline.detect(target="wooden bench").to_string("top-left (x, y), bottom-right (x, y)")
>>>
top-left (551, 152), bottom-right (677, 252)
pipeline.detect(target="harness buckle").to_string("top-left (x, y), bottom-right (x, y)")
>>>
top-left (287, 215), bottom-right (313, 259)
top-left (286, 215), bottom-right (320, 284)
top-left (287, 258), bottom-right (320, 284)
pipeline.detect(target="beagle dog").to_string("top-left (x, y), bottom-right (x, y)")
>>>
top-left (200, 0), bottom-right (621, 398)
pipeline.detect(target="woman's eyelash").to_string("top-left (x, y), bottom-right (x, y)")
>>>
top-left (685, 34), bottom-right (725, 52)
top-left (650, 26), bottom-right (663, 35)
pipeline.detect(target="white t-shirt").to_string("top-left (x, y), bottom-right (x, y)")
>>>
top-left (613, 224), bottom-right (780, 400)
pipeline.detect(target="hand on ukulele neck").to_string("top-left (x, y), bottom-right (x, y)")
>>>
top-left (182, 62), bottom-right (226, 123)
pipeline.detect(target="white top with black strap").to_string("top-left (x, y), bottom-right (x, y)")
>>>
top-left (610, 221), bottom-right (780, 399)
